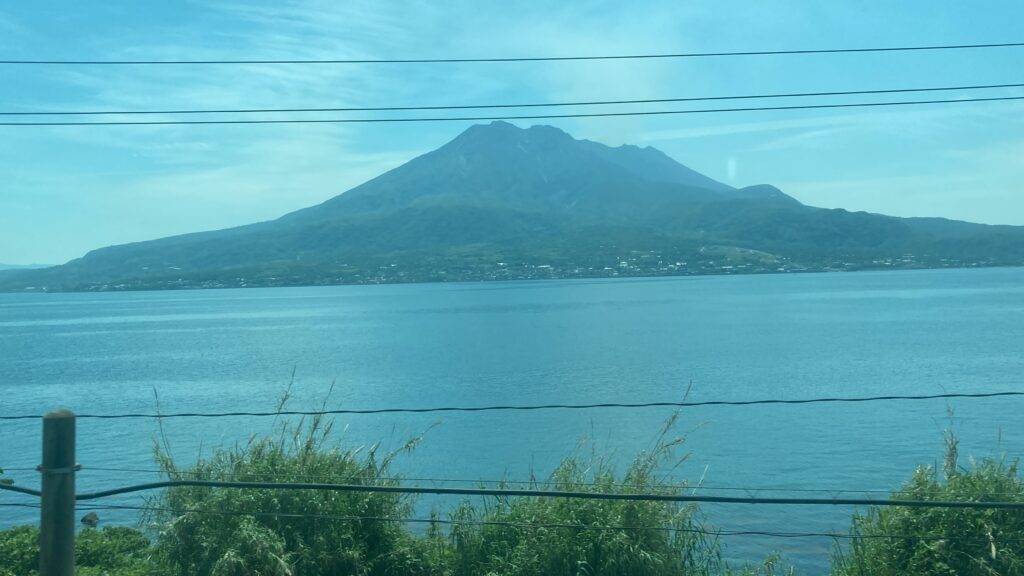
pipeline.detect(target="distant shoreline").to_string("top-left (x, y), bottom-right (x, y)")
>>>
top-left (3, 262), bottom-right (1020, 295)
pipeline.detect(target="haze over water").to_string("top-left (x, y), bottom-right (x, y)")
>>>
top-left (2, 267), bottom-right (1022, 572)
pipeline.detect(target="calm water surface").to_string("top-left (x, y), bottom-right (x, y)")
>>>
top-left (2, 267), bottom-right (1022, 573)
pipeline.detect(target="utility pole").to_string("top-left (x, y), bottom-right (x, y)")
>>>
top-left (39, 409), bottom-right (76, 576)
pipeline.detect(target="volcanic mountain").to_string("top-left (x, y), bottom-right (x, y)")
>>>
top-left (3, 121), bottom-right (1022, 291)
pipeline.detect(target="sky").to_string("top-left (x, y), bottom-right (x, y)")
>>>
top-left (1, 0), bottom-right (1022, 265)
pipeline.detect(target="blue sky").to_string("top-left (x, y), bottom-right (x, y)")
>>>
top-left (1, 0), bottom-right (1022, 264)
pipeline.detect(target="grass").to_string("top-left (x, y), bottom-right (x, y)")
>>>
top-left (141, 395), bottom-right (790, 575)
top-left (6, 395), bottom-right (1020, 574)
top-left (831, 436), bottom-right (1024, 576)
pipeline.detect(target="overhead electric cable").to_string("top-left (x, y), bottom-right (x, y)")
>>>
top-left (65, 503), bottom-right (1024, 544)
top-left (4, 501), bottom-right (1024, 545)
top-left (0, 483), bottom-right (42, 497)
top-left (63, 479), bottom-right (1024, 509)
top-left (4, 82), bottom-right (1022, 116)
top-left (7, 479), bottom-right (1024, 509)
top-left (2, 41), bottom-right (1022, 65)
top-left (17, 465), bottom-right (1022, 498)
top-left (0, 390), bottom-right (1019, 421)
top-left (1, 95), bottom-right (1021, 126)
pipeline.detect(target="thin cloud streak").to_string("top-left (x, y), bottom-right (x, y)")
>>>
top-left (2, 0), bottom-right (1023, 263)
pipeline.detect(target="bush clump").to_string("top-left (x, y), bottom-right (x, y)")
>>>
top-left (832, 441), bottom-right (1024, 576)
top-left (0, 406), bottom-right (791, 575)
top-left (446, 422), bottom-right (726, 576)
top-left (149, 412), bottom-right (440, 575)
top-left (144, 409), bottom-right (782, 575)
top-left (0, 525), bottom-right (155, 576)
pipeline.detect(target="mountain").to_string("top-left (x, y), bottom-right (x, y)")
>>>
top-left (2, 121), bottom-right (1022, 291)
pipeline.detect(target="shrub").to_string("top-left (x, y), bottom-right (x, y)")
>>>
top-left (149, 412), bottom-right (440, 576)
top-left (0, 525), bottom-right (155, 576)
top-left (0, 525), bottom-right (39, 575)
top-left (146, 405), bottom-right (788, 575)
top-left (76, 526), bottom-right (156, 574)
top-left (831, 440), bottom-right (1024, 576)
top-left (1, 397), bottom-right (792, 575)
top-left (445, 412), bottom-right (790, 576)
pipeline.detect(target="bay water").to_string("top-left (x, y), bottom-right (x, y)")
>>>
top-left (1, 267), bottom-right (1022, 572)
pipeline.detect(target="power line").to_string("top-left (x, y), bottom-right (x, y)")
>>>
top-left (0, 483), bottom-right (43, 497)
top-left (54, 467), bottom-right (912, 494)
top-left (0, 466), bottom-right (915, 494)
top-left (2, 95), bottom-right (1021, 126)
top-left (0, 502), bottom-right (978, 544)
top-left (4, 82), bottom-right (1022, 116)
top-left (16, 478), bottom-right (1024, 510)
top-left (120, 505), bottom-right (1024, 544)
top-left (55, 479), bottom-right (1024, 509)
top-left (2, 41), bottom-right (1023, 65)
top-left (66, 503), bottom-right (1024, 544)
top-left (25, 465), bottom-right (1024, 499)
top-left (81, 503), bottom-right (730, 535)
top-left (4, 501), bottom-right (1024, 545)
top-left (8, 464), bottom-right (1023, 499)
top-left (0, 502), bottom-right (727, 538)
top-left (1, 390), bottom-right (1019, 421)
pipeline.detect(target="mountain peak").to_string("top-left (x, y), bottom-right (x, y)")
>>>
top-left (444, 123), bottom-right (734, 194)
top-left (439, 122), bottom-right (581, 164)
top-left (451, 121), bottom-right (572, 145)
top-left (306, 121), bottom-right (742, 221)
top-left (462, 119), bottom-right (520, 134)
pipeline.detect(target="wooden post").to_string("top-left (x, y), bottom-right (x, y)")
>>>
top-left (39, 409), bottom-right (76, 576)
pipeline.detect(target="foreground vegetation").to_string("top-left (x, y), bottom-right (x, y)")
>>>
top-left (831, 434), bottom-right (1024, 575)
top-left (1, 414), bottom-right (1021, 575)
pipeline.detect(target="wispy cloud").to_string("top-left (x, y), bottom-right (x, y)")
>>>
top-left (774, 136), bottom-right (1024, 226)
top-left (24, 1), bottom-right (430, 192)
top-left (638, 99), bottom-right (1024, 144)
top-left (3, 0), bottom-right (1024, 263)
top-left (752, 127), bottom-right (852, 152)
top-left (0, 0), bottom-right (445, 262)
